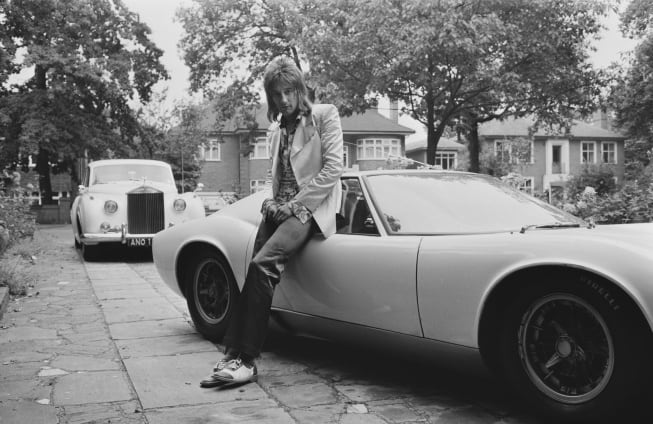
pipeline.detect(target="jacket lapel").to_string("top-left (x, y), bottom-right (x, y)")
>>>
top-left (291, 112), bottom-right (316, 158)
top-left (268, 125), bottom-right (281, 194)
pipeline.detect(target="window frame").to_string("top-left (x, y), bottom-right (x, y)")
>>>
top-left (250, 179), bottom-right (267, 194)
top-left (435, 151), bottom-right (457, 170)
top-left (356, 138), bottom-right (401, 160)
top-left (601, 142), bottom-right (617, 164)
top-left (200, 139), bottom-right (221, 162)
top-left (249, 136), bottom-right (270, 160)
top-left (581, 141), bottom-right (596, 164)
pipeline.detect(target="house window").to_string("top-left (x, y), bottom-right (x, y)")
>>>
top-left (199, 140), bottom-right (221, 161)
top-left (581, 142), bottom-right (596, 164)
top-left (517, 177), bottom-right (534, 195)
top-left (249, 137), bottom-right (270, 160)
top-left (250, 179), bottom-right (267, 194)
top-left (495, 139), bottom-right (533, 163)
top-left (494, 141), bottom-right (511, 162)
top-left (356, 138), bottom-right (400, 160)
top-left (343, 145), bottom-right (350, 168)
top-left (435, 151), bottom-right (456, 170)
top-left (601, 142), bottom-right (616, 164)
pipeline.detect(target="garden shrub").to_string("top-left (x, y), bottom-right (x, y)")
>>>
top-left (0, 190), bottom-right (37, 255)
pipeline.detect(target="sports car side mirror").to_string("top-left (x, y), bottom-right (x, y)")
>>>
top-left (78, 184), bottom-right (86, 194)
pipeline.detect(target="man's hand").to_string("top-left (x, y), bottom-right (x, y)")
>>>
top-left (273, 204), bottom-right (292, 224)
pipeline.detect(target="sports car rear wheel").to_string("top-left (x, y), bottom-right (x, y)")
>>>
top-left (185, 252), bottom-right (238, 342)
top-left (499, 276), bottom-right (652, 421)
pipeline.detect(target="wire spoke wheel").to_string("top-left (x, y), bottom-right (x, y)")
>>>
top-left (186, 252), bottom-right (238, 342)
top-left (194, 258), bottom-right (233, 324)
top-left (518, 293), bottom-right (614, 404)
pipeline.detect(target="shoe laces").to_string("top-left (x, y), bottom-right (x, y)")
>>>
top-left (225, 358), bottom-right (243, 370)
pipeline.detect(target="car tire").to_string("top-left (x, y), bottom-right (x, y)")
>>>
top-left (499, 273), bottom-right (652, 422)
top-left (81, 243), bottom-right (100, 261)
top-left (185, 252), bottom-right (239, 343)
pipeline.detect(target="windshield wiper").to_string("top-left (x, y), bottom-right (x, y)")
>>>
top-left (519, 222), bottom-right (582, 234)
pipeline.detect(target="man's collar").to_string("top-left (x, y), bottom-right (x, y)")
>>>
top-left (280, 112), bottom-right (302, 129)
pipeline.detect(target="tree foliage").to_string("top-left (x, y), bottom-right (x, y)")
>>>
top-left (0, 0), bottom-right (168, 203)
top-left (296, 0), bottom-right (608, 170)
top-left (178, 0), bottom-right (608, 172)
top-left (610, 0), bottom-right (653, 153)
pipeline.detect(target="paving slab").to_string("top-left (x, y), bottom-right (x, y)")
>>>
top-left (108, 317), bottom-right (196, 340)
top-left (53, 370), bottom-right (134, 405)
top-left (146, 399), bottom-right (295, 424)
top-left (123, 352), bottom-right (268, 409)
top-left (115, 333), bottom-right (216, 358)
top-left (0, 399), bottom-right (59, 424)
top-left (0, 379), bottom-right (52, 402)
top-left (267, 382), bottom-right (340, 408)
top-left (62, 400), bottom-right (147, 424)
top-left (50, 354), bottom-right (122, 372)
top-left (99, 298), bottom-right (183, 323)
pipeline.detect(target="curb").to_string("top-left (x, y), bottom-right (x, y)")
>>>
top-left (0, 286), bottom-right (9, 321)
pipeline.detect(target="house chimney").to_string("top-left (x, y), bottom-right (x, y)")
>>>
top-left (389, 99), bottom-right (399, 123)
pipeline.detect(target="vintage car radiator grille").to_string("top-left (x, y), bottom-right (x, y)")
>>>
top-left (127, 192), bottom-right (165, 234)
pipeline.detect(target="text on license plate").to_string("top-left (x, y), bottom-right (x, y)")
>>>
top-left (127, 237), bottom-right (152, 247)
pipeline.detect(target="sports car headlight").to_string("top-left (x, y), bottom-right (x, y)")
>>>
top-left (104, 200), bottom-right (118, 214)
top-left (173, 198), bottom-right (187, 211)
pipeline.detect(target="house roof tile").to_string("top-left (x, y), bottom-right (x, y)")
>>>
top-left (405, 136), bottom-right (465, 152)
top-left (201, 104), bottom-right (414, 135)
top-left (479, 116), bottom-right (625, 140)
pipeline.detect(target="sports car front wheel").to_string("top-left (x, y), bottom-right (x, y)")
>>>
top-left (499, 276), bottom-right (652, 422)
top-left (185, 252), bottom-right (238, 343)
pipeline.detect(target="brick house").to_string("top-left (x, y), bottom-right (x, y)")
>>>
top-left (478, 116), bottom-right (626, 195)
top-left (196, 104), bottom-right (414, 201)
top-left (403, 115), bottom-right (626, 196)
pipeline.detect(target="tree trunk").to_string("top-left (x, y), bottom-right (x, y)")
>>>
top-left (425, 97), bottom-right (447, 166)
top-left (468, 117), bottom-right (480, 173)
top-left (35, 64), bottom-right (55, 204)
top-left (37, 148), bottom-right (54, 204)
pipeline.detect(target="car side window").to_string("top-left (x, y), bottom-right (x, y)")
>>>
top-left (337, 178), bottom-right (379, 235)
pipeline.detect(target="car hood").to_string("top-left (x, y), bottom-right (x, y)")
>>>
top-left (86, 181), bottom-right (177, 195)
top-left (525, 222), bottom-right (653, 254)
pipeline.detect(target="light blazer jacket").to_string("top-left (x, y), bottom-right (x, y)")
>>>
top-left (268, 103), bottom-right (344, 238)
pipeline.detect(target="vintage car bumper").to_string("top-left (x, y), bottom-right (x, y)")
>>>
top-left (80, 224), bottom-right (159, 247)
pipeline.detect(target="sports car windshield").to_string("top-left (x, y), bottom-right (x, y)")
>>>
top-left (365, 173), bottom-right (585, 235)
top-left (91, 164), bottom-right (174, 185)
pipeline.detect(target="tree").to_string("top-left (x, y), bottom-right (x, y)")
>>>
top-left (177, 0), bottom-right (301, 131)
top-left (296, 0), bottom-right (608, 171)
top-left (178, 0), bottom-right (608, 172)
top-left (135, 91), bottom-right (203, 192)
top-left (0, 0), bottom-right (168, 203)
top-left (610, 0), bottom-right (653, 161)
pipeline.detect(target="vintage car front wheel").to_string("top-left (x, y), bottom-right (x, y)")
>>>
top-left (499, 275), bottom-right (652, 421)
top-left (185, 252), bottom-right (238, 342)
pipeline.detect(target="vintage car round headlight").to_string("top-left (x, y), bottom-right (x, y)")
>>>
top-left (173, 199), bottom-right (187, 211)
top-left (104, 200), bottom-right (118, 214)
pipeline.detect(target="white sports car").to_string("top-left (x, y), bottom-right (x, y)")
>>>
top-left (72, 159), bottom-right (205, 261)
top-left (152, 169), bottom-right (653, 421)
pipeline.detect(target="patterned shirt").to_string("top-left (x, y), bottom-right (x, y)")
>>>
top-left (261, 113), bottom-right (312, 224)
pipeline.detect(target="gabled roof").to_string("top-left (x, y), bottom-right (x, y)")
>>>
top-left (405, 136), bottom-right (465, 152)
top-left (200, 104), bottom-right (414, 136)
top-left (339, 108), bottom-right (415, 135)
top-left (479, 116), bottom-right (625, 140)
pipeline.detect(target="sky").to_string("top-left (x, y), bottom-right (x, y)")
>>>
top-left (124, 0), bottom-right (639, 133)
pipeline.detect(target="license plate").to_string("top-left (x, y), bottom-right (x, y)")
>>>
top-left (127, 237), bottom-right (152, 247)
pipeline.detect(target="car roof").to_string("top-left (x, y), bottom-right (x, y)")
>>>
top-left (88, 159), bottom-right (170, 168)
